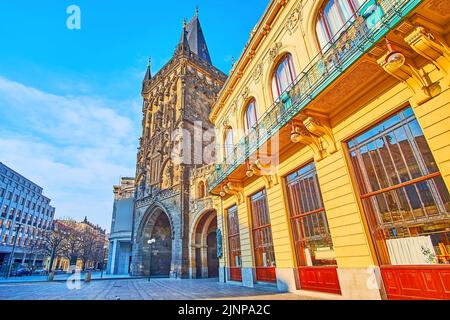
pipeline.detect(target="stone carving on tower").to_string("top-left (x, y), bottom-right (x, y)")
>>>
top-left (131, 11), bottom-right (227, 278)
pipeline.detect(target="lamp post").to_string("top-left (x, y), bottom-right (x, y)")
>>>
top-left (147, 239), bottom-right (156, 282)
top-left (100, 244), bottom-right (108, 279)
top-left (5, 222), bottom-right (23, 279)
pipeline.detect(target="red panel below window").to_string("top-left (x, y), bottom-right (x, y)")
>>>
top-left (297, 266), bottom-right (342, 295)
top-left (229, 267), bottom-right (242, 282)
top-left (256, 267), bottom-right (276, 283)
top-left (381, 266), bottom-right (450, 300)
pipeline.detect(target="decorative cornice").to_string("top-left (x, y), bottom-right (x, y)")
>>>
top-left (210, 0), bottom-right (289, 123)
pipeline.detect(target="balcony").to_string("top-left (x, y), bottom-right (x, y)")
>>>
top-left (208, 0), bottom-right (422, 194)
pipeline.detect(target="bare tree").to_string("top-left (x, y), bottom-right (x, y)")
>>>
top-left (60, 220), bottom-right (82, 269)
top-left (40, 222), bottom-right (70, 272)
top-left (25, 238), bottom-right (44, 270)
top-left (78, 226), bottom-right (99, 271)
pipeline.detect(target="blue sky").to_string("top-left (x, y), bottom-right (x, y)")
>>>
top-left (0, 0), bottom-right (269, 231)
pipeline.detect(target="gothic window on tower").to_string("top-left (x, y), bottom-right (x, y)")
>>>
top-left (150, 157), bottom-right (161, 185)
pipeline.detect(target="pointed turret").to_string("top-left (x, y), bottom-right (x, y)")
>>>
top-left (143, 57), bottom-right (152, 82)
top-left (178, 18), bottom-right (191, 52)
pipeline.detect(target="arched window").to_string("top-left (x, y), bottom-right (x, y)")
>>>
top-left (271, 54), bottom-right (296, 101)
top-left (244, 99), bottom-right (258, 133)
top-left (224, 127), bottom-right (234, 161)
top-left (197, 181), bottom-right (206, 199)
top-left (316, 0), bottom-right (365, 50)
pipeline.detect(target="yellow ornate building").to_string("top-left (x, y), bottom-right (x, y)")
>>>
top-left (207, 0), bottom-right (450, 300)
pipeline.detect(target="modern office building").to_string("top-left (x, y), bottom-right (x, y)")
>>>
top-left (107, 177), bottom-right (135, 275)
top-left (207, 0), bottom-right (450, 300)
top-left (0, 162), bottom-right (55, 272)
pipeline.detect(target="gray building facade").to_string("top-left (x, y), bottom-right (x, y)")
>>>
top-left (0, 162), bottom-right (55, 273)
top-left (107, 177), bottom-right (134, 275)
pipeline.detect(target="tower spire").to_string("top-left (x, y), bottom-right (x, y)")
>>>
top-left (177, 10), bottom-right (212, 64)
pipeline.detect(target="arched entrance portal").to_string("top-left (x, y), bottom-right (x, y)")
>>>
top-left (207, 232), bottom-right (219, 278)
top-left (191, 210), bottom-right (218, 279)
top-left (142, 208), bottom-right (173, 278)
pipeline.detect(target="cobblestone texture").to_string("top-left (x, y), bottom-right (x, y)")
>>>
top-left (0, 278), bottom-right (318, 300)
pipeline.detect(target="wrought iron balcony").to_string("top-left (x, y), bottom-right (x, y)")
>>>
top-left (208, 0), bottom-right (422, 193)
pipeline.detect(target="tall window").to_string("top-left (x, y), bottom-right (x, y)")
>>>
top-left (348, 107), bottom-right (450, 266)
top-left (286, 162), bottom-right (337, 267)
top-left (197, 181), bottom-right (206, 199)
top-left (227, 205), bottom-right (242, 282)
top-left (150, 157), bottom-right (161, 185)
top-left (224, 127), bottom-right (234, 162)
top-left (244, 99), bottom-right (258, 133)
top-left (272, 54), bottom-right (296, 101)
top-left (250, 190), bottom-right (277, 283)
top-left (316, 0), bottom-right (365, 49)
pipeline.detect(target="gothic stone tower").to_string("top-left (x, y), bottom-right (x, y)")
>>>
top-left (131, 13), bottom-right (227, 278)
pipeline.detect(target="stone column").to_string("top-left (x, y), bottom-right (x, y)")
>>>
top-left (109, 240), bottom-right (118, 275)
top-left (201, 246), bottom-right (208, 278)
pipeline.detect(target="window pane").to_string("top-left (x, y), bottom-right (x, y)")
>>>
top-left (286, 162), bottom-right (337, 267)
top-left (245, 101), bottom-right (258, 131)
top-left (251, 190), bottom-right (276, 268)
top-left (348, 107), bottom-right (450, 266)
top-left (272, 55), bottom-right (296, 100)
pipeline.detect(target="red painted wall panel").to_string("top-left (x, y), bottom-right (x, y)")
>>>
top-left (297, 266), bottom-right (342, 295)
top-left (256, 267), bottom-right (276, 283)
top-left (229, 267), bottom-right (242, 282)
top-left (381, 266), bottom-right (450, 300)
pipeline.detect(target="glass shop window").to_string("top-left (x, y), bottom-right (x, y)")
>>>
top-left (286, 162), bottom-right (337, 267)
top-left (348, 107), bottom-right (450, 266)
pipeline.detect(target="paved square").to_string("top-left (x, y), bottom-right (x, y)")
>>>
top-left (0, 278), bottom-right (317, 300)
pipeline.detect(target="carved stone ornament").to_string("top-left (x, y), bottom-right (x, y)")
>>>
top-left (286, 7), bottom-right (301, 35)
top-left (253, 63), bottom-right (263, 83)
top-left (269, 42), bottom-right (283, 61)
top-left (242, 87), bottom-right (249, 100)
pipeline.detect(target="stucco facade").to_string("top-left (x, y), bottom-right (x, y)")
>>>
top-left (107, 177), bottom-right (134, 275)
top-left (208, 0), bottom-right (450, 300)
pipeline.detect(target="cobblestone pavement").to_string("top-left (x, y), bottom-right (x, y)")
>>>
top-left (0, 278), bottom-right (318, 300)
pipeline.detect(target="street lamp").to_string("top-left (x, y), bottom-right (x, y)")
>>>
top-left (147, 239), bottom-right (156, 282)
top-left (5, 222), bottom-right (23, 280)
top-left (100, 244), bottom-right (108, 279)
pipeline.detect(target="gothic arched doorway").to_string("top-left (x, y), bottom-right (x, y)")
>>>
top-left (142, 208), bottom-right (173, 278)
top-left (207, 231), bottom-right (219, 278)
top-left (191, 210), bottom-right (218, 279)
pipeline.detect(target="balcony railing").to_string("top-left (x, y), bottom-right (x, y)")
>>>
top-left (208, 0), bottom-right (422, 193)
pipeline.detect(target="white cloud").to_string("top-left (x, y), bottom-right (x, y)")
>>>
top-left (0, 76), bottom-right (140, 231)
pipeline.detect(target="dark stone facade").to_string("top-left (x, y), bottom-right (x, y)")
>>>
top-left (130, 14), bottom-right (226, 278)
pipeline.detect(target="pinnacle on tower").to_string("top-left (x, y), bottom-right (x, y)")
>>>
top-left (143, 57), bottom-right (152, 82)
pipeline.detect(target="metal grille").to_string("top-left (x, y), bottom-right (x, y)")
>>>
top-left (348, 107), bottom-right (450, 265)
top-left (208, 0), bottom-right (423, 192)
top-left (250, 190), bottom-right (276, 270)
top-left (227, 205), bottom-right (242, 269)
